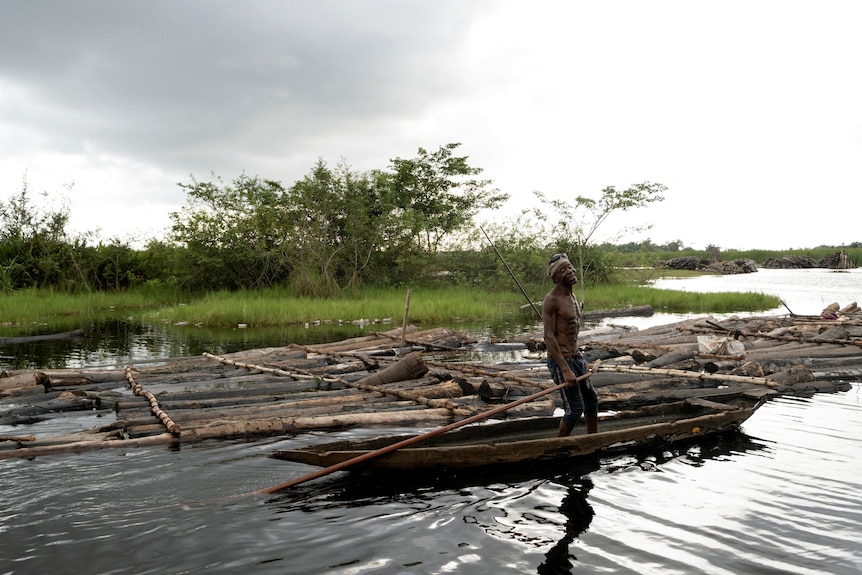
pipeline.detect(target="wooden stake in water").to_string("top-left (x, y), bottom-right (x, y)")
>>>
top-left (401, 288), bottom-right (412, 348)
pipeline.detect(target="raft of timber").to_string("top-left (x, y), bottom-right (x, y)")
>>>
top-left (1, 312), bottom-right (858, 460)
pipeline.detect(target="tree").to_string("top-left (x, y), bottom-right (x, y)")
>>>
top-left (0, 174), bottom-right (78, 289)
top-left (662, 239), bottom-right (685, 252)
top-left (168, 143), bottom-right (505, 293)
top-left (169, 173), bottom-right (291, 290)
top-left (285, 160), bottom-right (339, 295)
top-left (338, 168), bottom-right (394, 290)
top-left (533, 182), bottom-right (667, 305)
top-left (388, 143), bottom-right (508, 256)
top-left (91, 239), bottom-right (139, 291)
top-left (706, 244), bottom-right (721, 264)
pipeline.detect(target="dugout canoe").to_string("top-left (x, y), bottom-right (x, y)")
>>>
top-left (270, 390), bottom-right (773, 471)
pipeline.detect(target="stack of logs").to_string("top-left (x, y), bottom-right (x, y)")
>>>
top-left (0, 313), bottom-right (858, 459)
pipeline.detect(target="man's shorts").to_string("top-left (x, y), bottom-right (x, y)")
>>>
top-left (547, 356), bottom-right (599, 427)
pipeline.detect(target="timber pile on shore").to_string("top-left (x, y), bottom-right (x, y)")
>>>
top-left (0, 310), bottom-right (858, 460)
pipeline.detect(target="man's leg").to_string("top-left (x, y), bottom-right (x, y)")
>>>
top-left (580, 379), bottom-right (600, 434)
top-left (560, 384), bottom-right (584, 437)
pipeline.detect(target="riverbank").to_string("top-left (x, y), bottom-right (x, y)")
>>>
top-left (0, 280), bottom-right (780, 332)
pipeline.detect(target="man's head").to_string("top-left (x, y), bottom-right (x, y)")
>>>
top-left (548, 253), bottom-right (578, 285)
top-left (547, 253), bottom-right (570, 278)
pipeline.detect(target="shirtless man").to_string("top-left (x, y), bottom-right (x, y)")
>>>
top-left (542, 253), bottom-right (599, 437)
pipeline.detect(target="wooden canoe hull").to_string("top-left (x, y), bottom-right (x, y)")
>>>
top-left (270, 393), bottom-right (772, 471)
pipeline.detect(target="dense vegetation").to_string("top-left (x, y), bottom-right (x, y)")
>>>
top-left (2, 142), bottom-right (859, 309)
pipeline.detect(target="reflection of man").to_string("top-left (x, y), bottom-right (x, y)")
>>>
top-left (537, 479), bottom-right (595, 574)
top-left (542, 254), bottom-right (598, 436)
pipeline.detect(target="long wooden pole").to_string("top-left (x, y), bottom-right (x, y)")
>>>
top-left (480, 226), bottom-right (543, 321)
top-left (255, 371), bottom-right (593, 494)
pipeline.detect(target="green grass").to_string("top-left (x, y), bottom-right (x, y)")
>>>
top-left (0, 285), bottom-right (183, 325)
top-left (0, 280), bottom-right (782, 331)
top-left (140, 283), bottom-right (782, 327)
top-left (143, 286), bottom-right (528, 327)
top-left (579, 283), bottom-right (780, 314)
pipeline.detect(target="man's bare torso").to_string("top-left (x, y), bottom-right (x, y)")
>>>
top-left (543, 288), bottom-right (581, 357)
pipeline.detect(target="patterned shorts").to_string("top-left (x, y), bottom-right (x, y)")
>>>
top-left (547, 356), bottom-right (599, 426)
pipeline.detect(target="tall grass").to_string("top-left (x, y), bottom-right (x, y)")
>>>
top-left (144, 286), bottom-right (529, 327)
top-left (0, 281), bottom-right (782, 330)
top-left (0, 285), bottom-right (187, 327)
top-left (581, 283), bottom-right (780, 314)
top-left (144, 283), bottom-right (779, 327)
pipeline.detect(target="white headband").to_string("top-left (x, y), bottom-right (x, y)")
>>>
top-left (547, 254), bottom-right (569, 278)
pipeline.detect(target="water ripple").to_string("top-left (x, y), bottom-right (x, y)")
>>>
top-left (1, 388), bottom-right (860, 574)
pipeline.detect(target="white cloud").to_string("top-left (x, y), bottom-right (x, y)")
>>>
top-left (1, 0), bottom-right (859, 250)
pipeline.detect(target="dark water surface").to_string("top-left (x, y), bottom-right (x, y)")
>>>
top-left (1, 389), bottom-right (859, 574)
top-left (1, 269), bottom-right (861, 574)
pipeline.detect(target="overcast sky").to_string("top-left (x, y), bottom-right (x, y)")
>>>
top-left (2, 1), bottom-right (859, 250)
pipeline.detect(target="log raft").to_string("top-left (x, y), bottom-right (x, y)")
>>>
top-left (0, 313), bottom-right (858, 459)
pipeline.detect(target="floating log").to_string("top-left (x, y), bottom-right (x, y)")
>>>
top-left (0, 384), bottom-right (45, 398)
top-left (477, 380), bottom-right (547, 402)
top-left (643, 345), bottom-right (699, 369)
top-left (696, 323), bottom-right (862, 348)
top-left (599, 386), bottom-right (774, 411)
top-left (596, 364), bottom-right (779, 388)
top-left (582, 305), bottom-right (654, 319)
top-left (425, 360), bottom-right (553, 391)
top-left (203, 350), bottom-right (474, 416)
top-left (0, 432), bottom-right (179, 460)
top-left (747, 344), bottom-right (859, 361)
top-left (811, 366), bottom-right (862, 380)
top-left (113, 385), bottom-right (363, 413)
top-left (761, 365), bottom-right (814, 386)
top-left (0, 372), bottom-right (48, 391)
top-left (373, 327), bottom-right (478, 351)
top-left (0, 328), bottom-right (85, 345)
top-left (122, 388), bottom-right (430, 419)
top-left (0, 391), bottom-right (101, 425)
top-left (0, 313), bottom-right (856, 460)
top-left (172, 408), bottom-right (460, 441)
top-left (120, 400), bottom-right (435, 437)
top-left (124, 367), bottom-right (181, 435)
top-left (0, 435), bottom-right (35, 443)
top-left (351, 351), bottom-right (427, 386)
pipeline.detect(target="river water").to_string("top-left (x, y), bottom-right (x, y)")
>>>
top-left (1, 269), bottom-right (861, 574)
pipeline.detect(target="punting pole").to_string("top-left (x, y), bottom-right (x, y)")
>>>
top-left (779, 299), bottom-right (797, 317)
top-left (255, 372), bottom-right (593, 494)
top-left (479, 225), bottom-right (543, 321)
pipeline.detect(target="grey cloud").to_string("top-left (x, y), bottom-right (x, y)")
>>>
top-left (1, 1), bottom-right (478, 175)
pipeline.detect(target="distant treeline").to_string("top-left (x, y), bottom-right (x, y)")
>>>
top-left (3, 143), bottom-right (859, 296)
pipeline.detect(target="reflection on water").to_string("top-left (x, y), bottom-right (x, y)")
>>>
top-left (537, 479), bottom-right (595, 574)
top-left (0, 318), bottom-right (372, 371)
top-left (0, 317), bottom-right (544, 371)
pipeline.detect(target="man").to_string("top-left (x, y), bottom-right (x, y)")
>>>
top-left (542, 253), bottom-right (599, 437)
